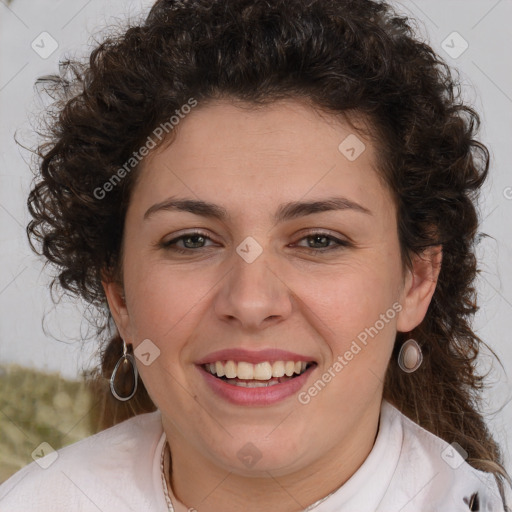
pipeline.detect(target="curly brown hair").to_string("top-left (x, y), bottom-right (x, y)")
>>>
top-left (27, 0), bottom-right (511, 505)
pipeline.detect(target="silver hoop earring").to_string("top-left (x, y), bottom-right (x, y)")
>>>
top-left (110, 339), bottom-right (138, 401)
top-left (398, 338), bottom-right (423, 373)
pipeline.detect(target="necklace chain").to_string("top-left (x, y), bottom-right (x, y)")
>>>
top-left (160, 440), bottom-right (175, 512)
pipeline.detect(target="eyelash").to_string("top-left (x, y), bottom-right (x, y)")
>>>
top-left (161, 230), bottom-right (350, 255)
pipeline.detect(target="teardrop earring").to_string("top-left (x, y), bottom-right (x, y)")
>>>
top-left (398, 338), bottom-right (423, 373)
top-left (110, 339), bottom-right (139, 401)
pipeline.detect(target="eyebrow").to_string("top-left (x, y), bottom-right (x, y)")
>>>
top-left (143, 196), bottom-right (372, 222)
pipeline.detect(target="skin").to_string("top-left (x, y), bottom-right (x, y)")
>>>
top-left (104, 98), bottom-right (442, 512)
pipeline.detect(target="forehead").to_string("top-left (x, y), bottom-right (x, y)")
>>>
top-left (150, 98), bottom-right (376, 163)
top-left (130, 98), bottom-right (392, 220)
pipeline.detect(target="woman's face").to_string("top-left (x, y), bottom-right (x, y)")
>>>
top-left (105, 99), bottom-right (438, 479)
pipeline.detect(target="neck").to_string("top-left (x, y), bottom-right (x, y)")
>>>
top-left (163, 403), bottom-right (382, 512)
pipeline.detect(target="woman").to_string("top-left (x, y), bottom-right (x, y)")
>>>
top-left (0, 0), bottom-right (510, 510)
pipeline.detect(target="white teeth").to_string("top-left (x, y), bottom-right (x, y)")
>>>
top-left (224, 379), bottom-right (281, 388)
top-left (237, 362), bottom-right (254, 380)
top-left (225, 360), bottom-right (237, 379)
top-left (204, 360), bottom-right (312, 380)
top-left (271, 361), bottom-right (285, 378)
top-left (253, 362), bottom-right (273, 380)
top-left (215, 361), bottom-right (225, 377)
top-left (285, 361), bottom-right (295, 377)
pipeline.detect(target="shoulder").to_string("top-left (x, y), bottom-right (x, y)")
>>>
top-left (381, 401), bottom-right (508, 512)
top-left (0, 410), bottom-right (167, 512)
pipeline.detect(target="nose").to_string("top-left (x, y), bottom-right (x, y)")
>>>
top-left (213, 247), bottom-right (293, 330)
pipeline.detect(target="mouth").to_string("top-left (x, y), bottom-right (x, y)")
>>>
top-left (196, 359), bottom-right (318, 406)
top-left (201, 360), bottom-right (317, 388)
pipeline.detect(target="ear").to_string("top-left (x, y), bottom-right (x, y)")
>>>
top-left (102, 274), bottom-right (132, 342)
top-left (396, 245), bottom-right (442, 333)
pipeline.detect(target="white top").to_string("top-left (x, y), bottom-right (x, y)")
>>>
top-left (0, 399), bottom-right (508, 511)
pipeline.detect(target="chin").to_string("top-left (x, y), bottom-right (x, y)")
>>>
top-left (207, 435), bottom-right (311, 477)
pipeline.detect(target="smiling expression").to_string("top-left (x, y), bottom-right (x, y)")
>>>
top-left (104, 98), bottom-right (437, 480)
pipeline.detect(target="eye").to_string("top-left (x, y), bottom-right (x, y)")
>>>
top-left (160, 230), bottom-right (351, 255)
top-left (294, 231), bottom-right (351, 253)
top-left (161, 231), bottom-right (216, 253)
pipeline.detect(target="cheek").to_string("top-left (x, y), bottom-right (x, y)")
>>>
top-left (121, 262), bottom-right (207, 404)
top-left (295, 260), bottom-right (399, 390)
top-left (121, 259), bottom-right (201, 353)
top-left (296, 259), bottom-right (399, 334)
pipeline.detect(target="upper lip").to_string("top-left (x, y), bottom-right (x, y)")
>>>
top-left (195, 348), bottom-right (317, 365)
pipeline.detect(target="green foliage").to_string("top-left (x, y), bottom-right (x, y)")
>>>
top-left (0, 365), bottom-right (101, 483)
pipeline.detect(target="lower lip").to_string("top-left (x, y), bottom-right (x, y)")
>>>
top-left (196, 364), bottom-right (317, 406)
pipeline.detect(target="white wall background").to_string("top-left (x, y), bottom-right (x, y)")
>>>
top-left (1, 0), bottom-right (511, 472)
